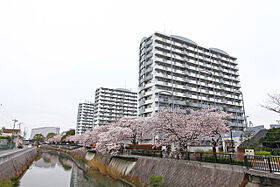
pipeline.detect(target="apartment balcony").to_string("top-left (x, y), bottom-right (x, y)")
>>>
top-left (189, 102), bottom-right (200, 108)
top-left (146, 53), bottom-right (153, 60)
top-left (145, 74), bottom-right (153, 81)
top-left (145, 67), bottom-right (153, 74)
top-left (146, 60), bottom-right (153, 66)
top-left (146, 40), bottom-right (152, 46)
top-left (139, 78), bottom-right (145, 84)
top-left (227, 122), bottom-right (246, 128)
top-left (145, 82), bottom-right (153, 88)
top-left (139, 100), bottom-right (145, 106)
top-left (139, 108), bottom-right (145, 114)
top-left (139, 93), bottom-right (145, 98)
top-left (145, 91), bottom-right (153, 96)
top-left (145, 46), bottom-right (153, 53)
top-left (138, 85), bottom-right (145, 91)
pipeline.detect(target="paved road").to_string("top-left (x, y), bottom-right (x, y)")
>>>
top-left (0, 147), bottom-right (28, 156)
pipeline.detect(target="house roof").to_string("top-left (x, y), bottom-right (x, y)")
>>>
top-left (1, 128), bottom-right (21, 133)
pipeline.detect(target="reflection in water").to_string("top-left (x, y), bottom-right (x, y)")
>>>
top-left (19, 151), bottom-right (131, 187)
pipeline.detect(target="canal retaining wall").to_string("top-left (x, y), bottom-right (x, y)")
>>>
top-left (42, 145), bottom-right (280, 186)
top-left (84, 151), bottom-right (246, 187)
top-left (0, 148), bottom-right (37, 181)
top-left (126, 156), bottom-right (245, 186)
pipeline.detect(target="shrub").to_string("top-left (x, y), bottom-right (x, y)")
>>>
top-left (150, 175), bottom-right (166, 187)
top-left (255, 151), bottom-right (271, 156)
top-left (271, 149), bottom-right (280, 156)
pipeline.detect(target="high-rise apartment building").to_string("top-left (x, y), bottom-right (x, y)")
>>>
top-left (76, 102), bottom-right (94, 134)
top-left (93, 87), bottom-right (137, 126)
top-left (138, 32), bottom-right (246, 129)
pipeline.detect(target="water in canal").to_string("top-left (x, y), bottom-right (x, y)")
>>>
top-left (19, 151), bottom-right (131, 187)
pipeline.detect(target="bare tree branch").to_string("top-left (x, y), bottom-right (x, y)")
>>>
top-left (261, 93), bottom-right (280, 114)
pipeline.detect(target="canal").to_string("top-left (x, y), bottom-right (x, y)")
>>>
top-left (19, 150), bottom-right (131, 187)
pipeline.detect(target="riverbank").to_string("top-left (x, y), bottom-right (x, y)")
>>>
top-left (18, 149), bottom-right (130, 187)
top-left (0, 147), bottom-right (38, 185)
top-left (41, 145), bottom-right (250, 187)
top-left (41, 145), bottom-right (133, 186)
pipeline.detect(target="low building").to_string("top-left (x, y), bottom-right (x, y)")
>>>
top-left (0, 127), bottom-right (23, 147)
top-left (30, 127), bottom-right (60, 139)
top-left (270, 124), bottom-right (280, 129)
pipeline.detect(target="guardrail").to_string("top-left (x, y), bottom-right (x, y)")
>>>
top-left (120, 149), bottom-right (280, 172)
top-left (0, 148), bottom-right (35, 164)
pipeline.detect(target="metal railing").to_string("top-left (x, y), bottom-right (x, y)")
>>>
top-left (120, 149), bottom-right (280, 172)
top-left (246, 155), bottom-right (280, 172)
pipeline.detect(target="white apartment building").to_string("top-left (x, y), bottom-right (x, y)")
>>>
top-left (138, 32), bottom-right (246, 130)
top-left (76, 102), bottom-right (94, 134)
top-left (93, 87), bottom-right (137, 126)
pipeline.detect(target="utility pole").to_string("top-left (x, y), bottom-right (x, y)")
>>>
top-left (18, 122), bottom-right (22, 130)
top-left (11, 119), bottom-right (18, 148)
top-left (12, 119), bottom-right (18, 129)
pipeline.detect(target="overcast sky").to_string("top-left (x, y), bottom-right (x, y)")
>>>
top-left (0, 0), bottom-right (279, 134)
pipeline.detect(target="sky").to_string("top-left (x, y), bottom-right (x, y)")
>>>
top-left (0, 0), bottom-right (279, 134)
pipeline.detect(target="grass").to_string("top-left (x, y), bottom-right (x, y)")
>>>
top-left (0, 178), bottom-right (13, 187)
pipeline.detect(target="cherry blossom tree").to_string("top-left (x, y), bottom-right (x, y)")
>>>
top-left (48, 134), bottom-right (62, 144)
top-left (96, 126), bottom-right (132, 155)
top-left (192, 109), bottom-right (230, 153)
top-left (112, 116), bottom-right (151, 145)
top-left (261, 93), bottom-right (280, 114)
top-left (64, 135), bottom-right (79, 143)
top-left (151, 108), bottom-right (230, 152)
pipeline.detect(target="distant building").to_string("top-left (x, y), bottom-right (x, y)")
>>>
top-left (1, 127), bottom-right (21, 137)
top-left (30, 127), bottom-right (60, 139)
top-left (247, 125), bottom-right (265, 134)
top-left (76, 102), bottom-right (94, 135)
top-left (93, 87), bottom-right (137, 126)
top-left (270, 124), bottom-right (280, 129)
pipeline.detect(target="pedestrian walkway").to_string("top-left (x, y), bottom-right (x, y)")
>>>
top-left (0, 148), bottom-right (19, 156)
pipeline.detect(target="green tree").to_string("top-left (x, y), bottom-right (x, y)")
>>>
top-left (46, 132), bottom-right (56, 138)
top-left (32, 133), bottom-right (44, 142)
top-left (61, 129), bottom-right (75, 141)
top-left (264, 128), bottom-right (280, 148)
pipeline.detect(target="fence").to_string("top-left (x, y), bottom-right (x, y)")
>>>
top-left (246, 155), bottom-right (280, 172)
top-left (120, 149), bottom-right (280, 172)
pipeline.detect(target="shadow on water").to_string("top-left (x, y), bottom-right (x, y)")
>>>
top-left (19, 150), bottom-right (131, 187)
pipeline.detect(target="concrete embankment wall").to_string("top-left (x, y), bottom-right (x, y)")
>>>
top-left (85, 152), bottom-right (246, 187)
top-left (128, 156), bottom-right (245, 187)
top-left (0, 148), bottom-right (37, 181)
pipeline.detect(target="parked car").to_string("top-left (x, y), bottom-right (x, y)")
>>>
top-left (17, 144), bottom-right (23, 149)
